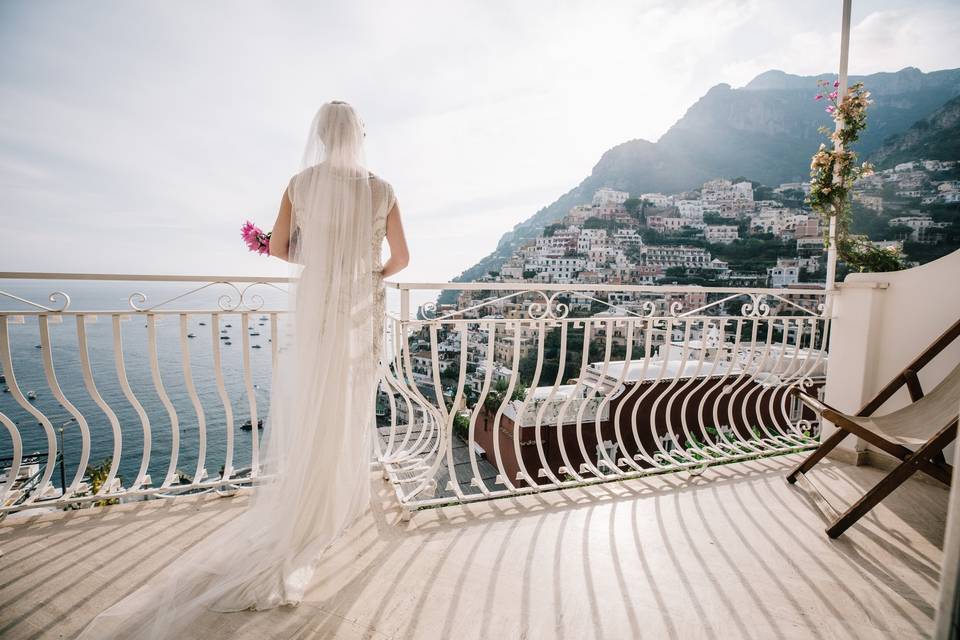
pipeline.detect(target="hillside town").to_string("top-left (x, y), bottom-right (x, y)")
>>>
top-left (476, 157), bottom-right (959, 291)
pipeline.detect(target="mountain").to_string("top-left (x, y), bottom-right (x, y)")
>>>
top-left (870, 94), bottom-right (960, 168)
top-left (451, 67), bottom-right (960, 285)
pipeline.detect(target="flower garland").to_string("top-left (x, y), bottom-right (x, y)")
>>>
top-left (807, 80), bottom-right (905, 273)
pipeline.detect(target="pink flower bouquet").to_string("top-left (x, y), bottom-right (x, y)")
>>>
top-left (241, 221), bottom-right (271, 256)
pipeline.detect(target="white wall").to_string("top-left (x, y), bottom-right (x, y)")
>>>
top-left (823, 249), bottom-right (960, 459)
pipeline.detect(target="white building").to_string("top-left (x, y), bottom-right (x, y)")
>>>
top-left (704, 225), bottom-right (740, 244)
top-left (642, 245), bottom-right (711, 269)
top-left (592, 187), bottom-right (630, 206)
top-left (641, 193), bottom-right (672, 208)
top-left (768, 258), bottom-right (801, 288)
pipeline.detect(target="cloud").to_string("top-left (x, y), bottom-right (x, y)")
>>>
top-left (1, 0), bottom-right (957, 281)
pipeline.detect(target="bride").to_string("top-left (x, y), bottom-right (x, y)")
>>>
top-left (77, 101), bottom-right (410, 639)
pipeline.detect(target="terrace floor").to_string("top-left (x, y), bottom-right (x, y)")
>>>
top-left (0, 454), bottom-right (949, 640)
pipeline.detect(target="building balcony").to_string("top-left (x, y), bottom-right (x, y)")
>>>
top-left (0, 252), bottom-right (958, 638)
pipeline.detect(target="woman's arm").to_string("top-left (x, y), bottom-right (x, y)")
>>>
top-left (380, 202), bottom-right (409, 278)
top-left (268, 188), bottom-right (293, 261)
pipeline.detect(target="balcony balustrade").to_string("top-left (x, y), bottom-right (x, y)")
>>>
top-left (0, 273), bottom-right (828, 518)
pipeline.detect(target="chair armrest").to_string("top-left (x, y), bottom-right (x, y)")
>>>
top-left (791, 387), bottom-right (829, 415)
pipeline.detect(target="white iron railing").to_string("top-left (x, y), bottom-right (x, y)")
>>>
top-left (376, 282), bottom-right (828, 511)
top-left (0, 272), bottom-right (288, 513)
top-left (0, 274), bottom-right (829, 516)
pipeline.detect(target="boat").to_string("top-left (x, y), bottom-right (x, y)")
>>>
top-left (198, 321), bottom-right (207, 326)
top-left (0, 374), bottom-right (5, 383)
top-left (225, 324), bottom-right (232, 328)
top-left (251, 344), bottom-right (262, 349)
top-left (219, 335), bottom-right (230, 340)
top-left (249, 331), bottom-right (260, 336)
top-left (187, 333), bottom-right (196, 338)
top-left (220, 329), bottom-right (228, 333)
top-left (27, 390), bottom-right (37, 400)
top-left (259, 315), bottom-right (268, 321)
top-left (241, 419), bottom-right (264, 431)
top-left (224, 341), bottom-right (232, 345)
top-left (34, 345), bottom-right (41, 349)
top-left (2, 386), bottom-right (9, 393)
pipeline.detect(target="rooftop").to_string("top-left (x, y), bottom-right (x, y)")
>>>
top-left (0, 454), bottom-right (947, 639)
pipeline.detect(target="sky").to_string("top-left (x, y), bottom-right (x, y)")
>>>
top-left (1, 0), bottom-right (958, 283)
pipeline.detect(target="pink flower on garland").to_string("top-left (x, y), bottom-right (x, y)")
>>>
top-left (241, 220), bottom-right (271, 256)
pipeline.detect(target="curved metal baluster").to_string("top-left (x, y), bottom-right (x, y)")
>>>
top-left (76, 315), bottom-right (122, 495)
top-left (0, 317), bottom-right (58, 504)
top-left (760, 318), bottom-right (805, 447)
top-left (666, 318), bottom-right (718, 464)
top-left (240, 312), bottom-right (259, 476)
top-left (147, 313), bottom-right (179, 487)
top-left (466, 321), bottom-right (497, 497)
top-left (398, 322), bottom-right (441, 462)
top-left (575, 318), bottom-right (617, 478)
top-left (688, 319), bottom-right (730, 458)
top-left (614, 319), bottom-right (657, 471)
top-left (111, 314), bottom-right (151, 490)
top-left (532, 321), bottom-right (567, 487)
top-left (0, 409), bottom-right (22, 504)
top-left (627, 319), bottom-right (663, 468)
top-left (592, 319), bottom-right (632, 476)
top-left (650, 319), bottom-right (700, 467)
top-left (707, 318), bottom-right (748, 455)
top-left (511, 320), bottom-right (546, 487)
top-left (440, 325), bottom-right (469, 500)
top-left (210, 313), bottom-right (234, 479)
top-left (731, 316), bottom-right (777, 452)
top-left (609, 319), bottom-right (646, 473)
top-left (553, 320), bottom-right (592, 482)
top-left (385, 317), bottom-right (416, 458)
top-left (642, 318), bottom-right (685, 468)
top-left (724, 318), bottom-right (768, 454)
top-left (179, 314), bottom-right (206, 484)
top-left (39, 315), bottom-right (91, 494)
top-left (489, 320), bottom-right (523, 491)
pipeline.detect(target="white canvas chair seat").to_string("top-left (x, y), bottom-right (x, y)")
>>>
top-left (844, 363), bottom-right (960, 446)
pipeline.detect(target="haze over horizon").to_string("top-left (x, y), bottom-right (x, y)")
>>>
top-left (2, 0), bottom-right (958, 281)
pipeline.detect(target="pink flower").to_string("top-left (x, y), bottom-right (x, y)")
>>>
top-left (828, 91), bottom-right (838, 100)
top-left (815, 94), bottom-right (823, 101)
top-left (241, 221), bottom-right (271, 256)
top-left (825, 105), bottom-right (836, 114)
top-left (833, 80), bottom-right (840, 88)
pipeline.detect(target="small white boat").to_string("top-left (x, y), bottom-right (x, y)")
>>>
top-left (27, 390), bottom-right (37, 400)
top-left (224, 341), bottom-right (232, 346)
top-left (251, 344), bottom-right (262, 349)
top-left (198, 321), bottom-right (207, 326)
top-left (187, 333), bottom-right (196, 338)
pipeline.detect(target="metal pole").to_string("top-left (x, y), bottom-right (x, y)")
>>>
top-left (825, 0), bottom-right (852, 297)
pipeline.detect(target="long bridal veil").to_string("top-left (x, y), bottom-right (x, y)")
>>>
top-left (77, 102), bottom-right (387, 639)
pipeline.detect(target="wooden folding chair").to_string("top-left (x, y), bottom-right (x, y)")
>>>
top-left (787, 317), bottom-right (960, 538)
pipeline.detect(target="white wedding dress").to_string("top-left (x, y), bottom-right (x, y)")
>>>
top-left (76, 103), bottom-right (394, 639)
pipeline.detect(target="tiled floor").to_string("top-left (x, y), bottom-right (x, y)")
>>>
top-left (0, 454), bottom-right (949, 639)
